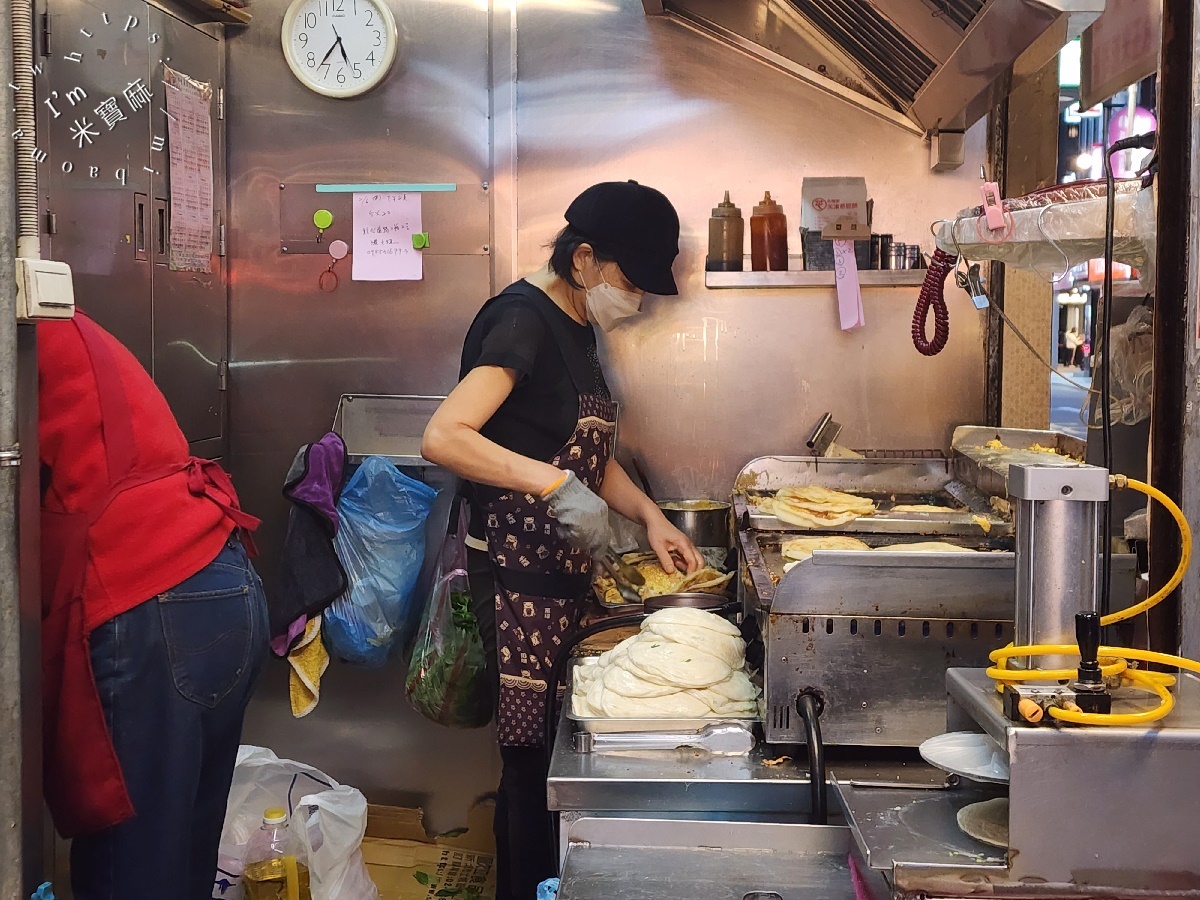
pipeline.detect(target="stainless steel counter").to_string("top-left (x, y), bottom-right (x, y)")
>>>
top-left (557, 817), bottom-right (856, 900)
top-left (835, 781), bottom-right (1007, 875)
top-left (547, 712), bottom-right (946, 815)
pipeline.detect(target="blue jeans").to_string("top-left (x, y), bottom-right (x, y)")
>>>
top-left (70, 537), bottom-right (269, 900)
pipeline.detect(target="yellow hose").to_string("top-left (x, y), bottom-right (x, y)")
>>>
top-left (984, 476), bottom-right (1197, 726)
top-left (1101, 478), bottom-right (1192, 626)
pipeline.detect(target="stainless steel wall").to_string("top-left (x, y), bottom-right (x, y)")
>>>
top-left (503, 0), bottom-right (989, 499)
top-left (226, 0), bottom-right (499, 831)
top-left (227, 0), bottom-right (989, 825)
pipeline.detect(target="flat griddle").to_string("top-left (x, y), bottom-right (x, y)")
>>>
top-left (753, 532), bottom-right (1016, 588)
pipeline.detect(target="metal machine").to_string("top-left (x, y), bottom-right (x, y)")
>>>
top-left (840, 457), bottom-right (1200, 897)
top-left (736, 429), bottom-right (1137, 749)
top-left (550, 433), bottom-right (1196, 897)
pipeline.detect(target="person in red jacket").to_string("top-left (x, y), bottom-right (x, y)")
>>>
top-left (38, 311), bottom-right (267, 900)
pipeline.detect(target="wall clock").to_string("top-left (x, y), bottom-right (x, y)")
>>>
top-left (281, 0), bottom-right (398, 99)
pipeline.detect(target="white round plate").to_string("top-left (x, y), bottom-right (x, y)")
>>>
top-left (919, 731), bottom-right (1010, 784)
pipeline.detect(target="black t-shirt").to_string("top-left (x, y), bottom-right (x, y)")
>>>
top-left (459, 280), bottom-right (610, 510)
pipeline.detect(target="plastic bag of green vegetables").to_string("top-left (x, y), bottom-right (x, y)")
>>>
top-left (405, 501), bottom-right (491, 728)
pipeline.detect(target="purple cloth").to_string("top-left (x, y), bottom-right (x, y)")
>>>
top-left (284, 432), bottom-right (347, 532)
top-left (271, 615), bottom-right (308, 658)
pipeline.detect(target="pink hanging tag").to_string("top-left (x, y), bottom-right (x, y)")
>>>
top-left (980, 182), bottom-right (1005, 231)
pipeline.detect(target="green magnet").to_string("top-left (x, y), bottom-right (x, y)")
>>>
top-left (313, 209), bottom-right (334, 230)
top-left (412, 232), bottom-right (430, 250)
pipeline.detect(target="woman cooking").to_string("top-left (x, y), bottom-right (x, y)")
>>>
top-left (421, 180), bottom-right (703, 900)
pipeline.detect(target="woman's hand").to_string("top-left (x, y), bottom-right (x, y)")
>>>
top-left (645, 513), bottom-right (704, 576)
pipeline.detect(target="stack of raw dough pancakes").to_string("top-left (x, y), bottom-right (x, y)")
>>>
top-left (572, 608), bottom-right (761, 719)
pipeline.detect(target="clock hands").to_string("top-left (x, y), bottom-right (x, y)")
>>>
top-left (331, 25), bottom-right (352, 66)
top-left (319, 36), bottom-right (339, 66)
top-left (318, 26), bottom-right (350, 68)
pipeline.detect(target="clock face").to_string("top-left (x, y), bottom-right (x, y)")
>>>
top-left (281, 0), bottom-right (398, 98)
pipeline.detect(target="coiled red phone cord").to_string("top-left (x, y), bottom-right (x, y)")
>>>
top-left (912, 248), bottom-right (955, 356)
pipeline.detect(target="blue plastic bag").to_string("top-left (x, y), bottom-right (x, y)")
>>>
top-left (324, 457), bottom-right (438, 667)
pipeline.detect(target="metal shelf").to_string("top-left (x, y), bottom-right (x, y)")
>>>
top-left (333, 394), bottom-right (444, 468)
top-left (173, 0), bottom-right (252, 25)
top-left (705, 270), bottom-right (929, 289)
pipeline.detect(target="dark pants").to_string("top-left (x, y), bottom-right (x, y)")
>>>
top-left (468, 547), bottom-right (557, 900)
top-left (71, 537), bottom-right (269, 900)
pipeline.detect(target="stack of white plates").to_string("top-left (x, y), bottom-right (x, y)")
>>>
top-left (919, 731), bottom-right (1010, 784)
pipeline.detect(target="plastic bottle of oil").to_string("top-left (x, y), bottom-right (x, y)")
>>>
top-left (243, 808), bottom-right (312, 900)
top-left (750, 191), bottom-right (789, 271)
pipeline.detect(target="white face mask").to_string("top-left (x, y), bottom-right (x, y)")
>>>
top-left (581, 266), bottom-right (643, 332)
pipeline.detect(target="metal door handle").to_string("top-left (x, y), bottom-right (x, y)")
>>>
top-left (153, 198), bottom-right (168, 264)
top-left (134, 193), bottom-right (147, 261)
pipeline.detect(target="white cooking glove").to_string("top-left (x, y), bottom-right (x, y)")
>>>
top-left (544, 470), bottom-right (614, 556)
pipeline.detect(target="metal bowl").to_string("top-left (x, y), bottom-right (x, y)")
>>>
top-left (643, 592), bottom-right (734, 611)
top-left (657, 499), bottom-right (733, 549)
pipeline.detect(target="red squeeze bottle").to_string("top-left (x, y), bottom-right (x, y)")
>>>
top-left (750, 192), bottom-right (788, 271)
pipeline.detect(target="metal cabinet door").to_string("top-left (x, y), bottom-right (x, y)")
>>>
top-left (148, 8), bottom-right (227, 458)
top-left (40, 0), bottom-right (154, 371)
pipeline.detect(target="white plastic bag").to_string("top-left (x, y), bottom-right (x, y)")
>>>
top-left (214, 746), bottom-right (379, 900)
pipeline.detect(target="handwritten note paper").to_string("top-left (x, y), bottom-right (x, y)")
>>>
top-left (164, 67), bottom-right (213, 273)
top-left (352, 192), bottom-right (423, 281)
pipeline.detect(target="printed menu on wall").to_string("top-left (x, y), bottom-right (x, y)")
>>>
top-left (164, 67), bottom-right (214, 273)
top-left (352, 192), bottom-right (424, 281)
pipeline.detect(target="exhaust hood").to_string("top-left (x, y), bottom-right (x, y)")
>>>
top-left (645, 1), bottom-right (1103, 143)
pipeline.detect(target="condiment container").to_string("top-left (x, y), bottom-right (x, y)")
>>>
top-left (750, 192), bottom-right (788, 271)
top-left (706, 191), bottom-right (744, 272)
top-left (878, 234), bottom-right (893, 269)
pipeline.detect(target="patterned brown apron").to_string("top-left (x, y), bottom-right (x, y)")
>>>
top-left (480, 284), bottom-right (617, 746)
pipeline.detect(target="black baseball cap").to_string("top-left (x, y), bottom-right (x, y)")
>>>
top-left (565, 181), bottom-right (680, 295)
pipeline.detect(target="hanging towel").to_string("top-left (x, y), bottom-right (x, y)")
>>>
top-left (289, 615), bottom-right (329, 718)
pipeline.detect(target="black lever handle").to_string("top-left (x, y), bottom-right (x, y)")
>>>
top-left (1076, 611), bottom-right (1103, 685)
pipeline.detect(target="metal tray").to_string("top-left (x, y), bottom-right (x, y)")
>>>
top-left (748, 531), bottom-right (1016, 596)
top-left (951, 425), bottom-right (1088, 497)
top-left (735, 491), bottom-right (1009, 536)
top-left (730, 456), bottom-right (1008, 536)
top-left (566, 661), bottom-right (761, 734)
top-left (566, 715), bottom-right (753, 734)
top-left (594, 547), bottom-right (737, 609)
top-left (566, 710), bottom-right (761, 735)
top-left (598, 591), bottom-right (737, 612)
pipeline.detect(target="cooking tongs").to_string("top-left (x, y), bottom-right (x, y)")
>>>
top-left (598, 549), bottom-right (644, 606)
